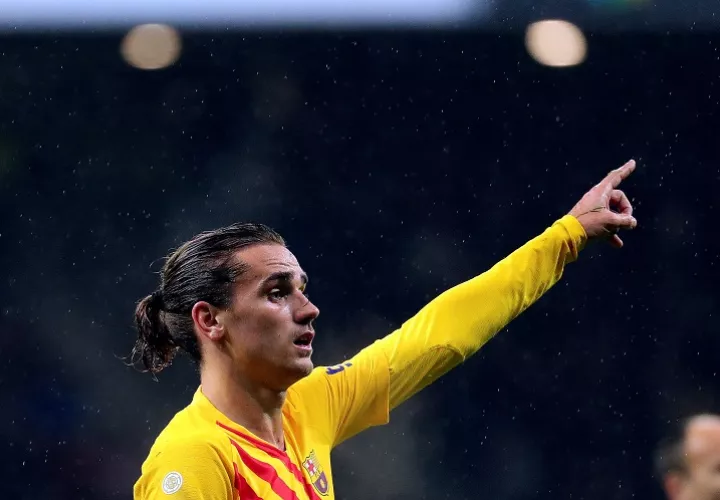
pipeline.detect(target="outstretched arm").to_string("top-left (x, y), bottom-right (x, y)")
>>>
top-left (379, 160), bottom-right (638, 408)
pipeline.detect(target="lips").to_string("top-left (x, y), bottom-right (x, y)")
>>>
top-left (293, 331), bottom-right (315, 347)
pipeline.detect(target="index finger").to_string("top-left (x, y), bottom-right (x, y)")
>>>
top-left (604, 159), bottom-right (636, 191)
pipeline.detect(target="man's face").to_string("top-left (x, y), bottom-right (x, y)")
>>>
top-left (220, 243), bottom-right (320, 391)
top-left (670, 416), bottom-right (720, 500)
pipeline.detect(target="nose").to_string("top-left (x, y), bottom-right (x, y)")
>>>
top-left (295, 296), bottom-right (320, 326)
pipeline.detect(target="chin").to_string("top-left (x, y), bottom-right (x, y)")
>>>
top-left (278, 359), bottom-right (314, 390)
top-left (293, 358), bottom-right (315, 378)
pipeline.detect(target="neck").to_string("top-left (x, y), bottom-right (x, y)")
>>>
top-left (200, 363), bottom-right (287, 451)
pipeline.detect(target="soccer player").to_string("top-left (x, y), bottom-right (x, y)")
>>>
top-left (654, 413), bottom-right (720, 500)
top-left (132, 160), bottom-right (638, 500)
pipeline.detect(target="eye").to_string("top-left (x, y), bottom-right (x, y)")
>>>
top-left (268, 288), bottom-right (288, 301)
top-left (267, 283), bottom-right (308, 302)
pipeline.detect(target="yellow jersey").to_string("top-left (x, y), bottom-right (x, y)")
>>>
top-left (133, 215), bottom-right (586, 500)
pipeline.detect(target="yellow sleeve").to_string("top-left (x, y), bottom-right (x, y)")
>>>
top-left (289, 215), bottom-right (585, 446)
top-left (133, 439), bottom-right (235, 500)
top-left (379, 214), bottom-right (586, 408)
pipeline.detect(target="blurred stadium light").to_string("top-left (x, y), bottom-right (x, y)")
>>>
top-left (525, 20), bottom-right (587, 68)
top-left (0, 0), bottom-right (484, 31)
top-left (120, 24), bottom-right (181, 70)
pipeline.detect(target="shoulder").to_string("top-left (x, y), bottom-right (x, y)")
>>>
top-left (152, 433), bottom-right (232, 461)
top-left (285, 359), bottom-right (374, 413)
top-left (287, 365), bottom-right (340, 400)
top-left (150, 401), bottom-right (233, 455)
top-left (285, 365), bottom-right (346, 420)
top-left (141, 412), bottom-right (236, 474)
top-left (288, 346), bottom-right (389, 402)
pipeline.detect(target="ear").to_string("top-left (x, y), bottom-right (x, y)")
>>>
top-left (191, 301), bottom-right (225, 342)
top-left (664, 472), bottom-right (684, 500)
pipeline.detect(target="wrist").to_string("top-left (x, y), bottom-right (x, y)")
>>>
top-left (558, 214), bottom-right (588, 254)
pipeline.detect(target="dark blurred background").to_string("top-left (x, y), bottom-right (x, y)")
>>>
top-left (1, 0), bottom-right (719, 498)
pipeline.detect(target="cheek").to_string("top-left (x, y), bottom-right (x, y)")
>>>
top-left (233, 304), bottom-right (288, 349)
top-left (252, 304), bottom-right (293, 343)
top-left (229, 327), bottom-right (278, 367)
top-left (227, 293), bottom-right (292, 336)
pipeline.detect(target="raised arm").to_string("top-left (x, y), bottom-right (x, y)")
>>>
top-left (378, 160), bottom-right (638, 408)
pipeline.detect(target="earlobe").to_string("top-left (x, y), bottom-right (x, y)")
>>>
top-left (664, 473), bottom-right (682, 500)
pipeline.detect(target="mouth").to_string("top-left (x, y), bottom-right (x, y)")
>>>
top-left (293, 331), bottom-right (315, 350)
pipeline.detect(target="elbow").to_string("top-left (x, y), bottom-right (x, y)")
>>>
top-left (447, 330), bottom-right (496, 360)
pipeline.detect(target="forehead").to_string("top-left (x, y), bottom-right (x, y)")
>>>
top-left (235, 244), bottom-right (304, 282)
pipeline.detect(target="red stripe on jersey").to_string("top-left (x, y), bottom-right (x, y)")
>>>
top-left (234, 462), bottom-right (263, 500)
top-left (218, 421), bottom-right (286, 459)
top-left (230, 439), bottom-right (300, 500)
top-left (218, 422), bottom-right (323, 500)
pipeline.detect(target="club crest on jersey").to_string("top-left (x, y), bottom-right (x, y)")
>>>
top-left (302, 450), bottom-right (329, 496)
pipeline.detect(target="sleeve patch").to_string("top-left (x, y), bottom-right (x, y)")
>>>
top-left (161, 471), bottom-right (183, 495)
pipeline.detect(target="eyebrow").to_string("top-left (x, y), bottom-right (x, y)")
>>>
top-left (261, 271), bottom-right (308, 288)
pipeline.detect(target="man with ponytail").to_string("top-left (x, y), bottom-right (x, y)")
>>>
top-left (132, 161), bottom-right (639, 499)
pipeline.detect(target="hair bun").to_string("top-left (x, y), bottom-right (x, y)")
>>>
top-left (150, 290), bottom-right (165, 309)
